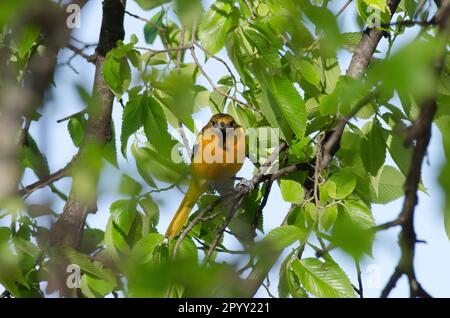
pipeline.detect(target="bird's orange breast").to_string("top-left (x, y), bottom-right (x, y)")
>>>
top-left (191, 127), bottom-right (246, 183)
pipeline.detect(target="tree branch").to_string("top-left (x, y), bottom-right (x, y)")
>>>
top-left (0, 2), bottom-right (78, 205)
top-left (380, 0), bottom-right (450, 298)
top-left (242, 1), bottom-right (404, 297)
top-left (49, 0), bottom-right (127, 249)
top-left (19, 161), bottom-right (73, 197)
top-left (346, 0), bottom-right (401, 78)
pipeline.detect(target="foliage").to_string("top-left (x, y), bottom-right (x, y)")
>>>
top-left (0, 0), bottom-right (448, 298)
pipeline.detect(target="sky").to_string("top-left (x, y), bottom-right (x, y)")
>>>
top-left (2, 0), bottom-right (449, 298)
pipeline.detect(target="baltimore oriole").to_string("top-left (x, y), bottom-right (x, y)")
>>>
top-left (165, 113), bottom-right (246, 239)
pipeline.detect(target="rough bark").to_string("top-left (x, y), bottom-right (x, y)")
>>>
top-left (49, 0), bottom-right (126, 248)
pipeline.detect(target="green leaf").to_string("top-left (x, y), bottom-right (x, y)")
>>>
top-left (262, 225), bottom-right (305, 250)
top-left (172, 236), bottom-right (198, 261)
top-left (386, 131), bottom-right (412, 177)
top-left (103, 53), bottom-right (131, 98)
top-left (69, 116), bottom-right (86, 147)
top-left (257, 83), bottom-right (293, 143)
top-left (299, 59), bottom-right (321, 86)
top-left (119, 174), bottom-right (143, 196)
top-left (244, 27), bottom-right (281, 69)
top-left (360, 120), bottom-right (386, 176)
top-left (209, 86), bottom-right (231, 113)
top-left (110, 199), bottom-right (138, 235)
top-left (121, 95), bottom-right (145, 157)
top-left (81, 274), bottom-right (115, 298)
top-left (268, 76), bottom-right (307, 139)
top-left (280, 179), bottom-right (304, 204)
top-left (139, 196), bottom-right (160, 226)
top-left (341, 32), bottom-right (362, 51)
top-left (60, 246), bottom-right (116, 285)
top-left (332, 210), bottom-right (374, 259)
top-left (144, 10), bottom-right (164, 44)
top-left (292, 258), bottom-right (357, 298)
top-left (363, 0), bottom-right (388, 12)
top-left (105, 218), bottom-right (130, 260)
top-left (17, 26), bottom-right (40, 57)
top-left (130, 233), bottom-right (165, 264)
top-left (319, 204), bottom-right (338, 231)
top-left (134, 0), bottom-right (171, 10)
top-left (143, 96), bottom-right (173, 157)
top-left (370, 165), bottom-right (405, 204)
top-left (287, 267), bottom-right (308, 298)
top-left (132, 142), bottom-right (189, 184)
top-left (21, 135), bottom-right (50, 177)
top-left (321, 167), bottom-right (357, 200)
top-left (343, 200), bottom-right (375, 229)
top-left (131, 142), bottom-right (157, 188)
top-left (198, 0), bottom-right (238, 55)
top-left (278, 252), bottom-right (293, 298)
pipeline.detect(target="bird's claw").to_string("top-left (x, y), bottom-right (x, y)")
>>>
top-left (237, 178), bottom-right (254, 192)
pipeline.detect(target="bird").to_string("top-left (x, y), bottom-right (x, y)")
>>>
top-left (165, 113), bottom-right (246, 239)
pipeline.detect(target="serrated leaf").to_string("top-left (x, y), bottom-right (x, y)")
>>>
top-left (268, 76), bottom-right (307, 139)
top-left (139, 196), bottom-right (160, 226)
top-left (360, 120), bottom-right (386, 176)
top-left (292, 258), bottom-right (357, 298)
top-left (262, 225), bottom-right (305, 250)
top-left (81, 274), bottom-right (115, 298)
top-left (130, 233), bottom-right (165, 264)
top-left (103, 54), bottom-right (131, 98)
top-left (198, 0), bottom-right (238, 55)
top-left (110, 199), bottom-right (138, 235)
top-left (322, 167), bottom-right (357, 200)
top-left (299, 59), bottom-right (320, 85)
top-left (60, 246), bottom-right (116, 285)
top-left (370, 165), bottom-right (405, 204)
top-left (144, 10), bottom-right (164, 44)
top-left (120, 95), bottom-right (145, 157)
top-left (119, 174), bottom-right (142, 196)
top-left (341, 32), bottom-right (362, 51)
top-left (343, 200), bottom-right (375, 229)
top-left (319, 204), bottom-right (338, 231)
top-left (172, 236), bottom-right (198, 261)
top-left (280, 179), bottom-right (304, 204)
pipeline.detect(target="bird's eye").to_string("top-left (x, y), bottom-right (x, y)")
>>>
top-left (211, 120), bottom-right (217, 127)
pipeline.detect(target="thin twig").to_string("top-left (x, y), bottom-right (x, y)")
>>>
top-left (190, 42), bottom-right (261, 113)
top-left (355, 259), bottom-right (364, 298)
top-left (124, 10), bottom-right (166, 33)
top-left (178, 122), bottom-right (192, 158)
top-left (67, 44), bottom-right (96, 64)
top-left (56, 109), bottom-right (87, 123)
top-left (320, 92), bottom-right (378, 170)
top-left (194, 41), bottom-right (238, 86)
top-left (336, 0), bottom-right (353, 17)
top-left (248, 180), bottom-right (273, 241)
top-left (176, 28), bottom-right (185, 74)
top-left (203, 196), bottom-right (245, 264)
top-left (19, 160), bottom-right (73, 197)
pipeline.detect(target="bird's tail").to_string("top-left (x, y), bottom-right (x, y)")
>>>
top-left (165, 180), bottom-right (204, 239)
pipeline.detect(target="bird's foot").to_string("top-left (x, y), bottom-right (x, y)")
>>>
top-left (236, 178), bottom-right (254, 192)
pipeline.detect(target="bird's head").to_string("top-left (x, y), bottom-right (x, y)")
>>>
top-left (207, 113), bottom-right (239, 132)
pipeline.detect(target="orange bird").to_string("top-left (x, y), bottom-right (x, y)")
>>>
top-left (165, 113), bottom-right (246, 239)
